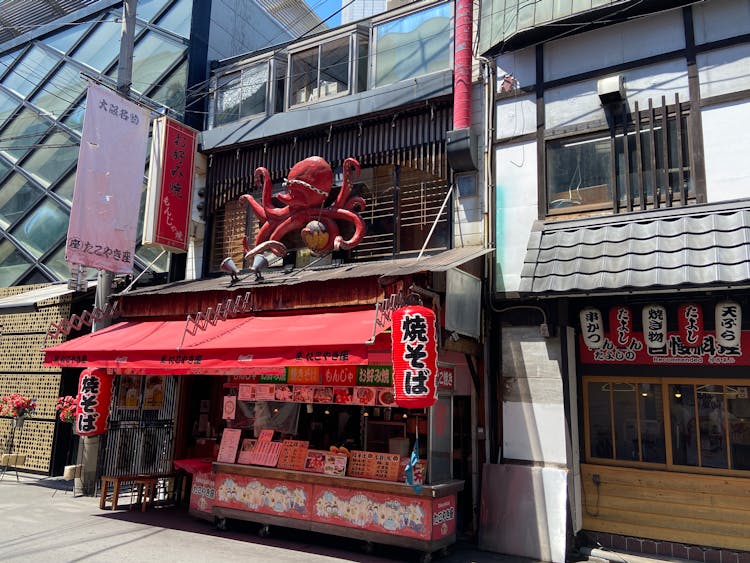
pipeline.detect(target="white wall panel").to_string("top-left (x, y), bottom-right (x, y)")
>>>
top-left (699, 44), bottom-right (750, 99)
top-left (495, 141), bottom-right (537, 293)
top-left (496, 94), bottom-right (536, 139)
top-left (544, 10), bottom-right (684, 82)
top-left (545, 79), bottom-right (604, 130)
top-left (496, 47), bottom-right (536, 90)
top-left (703, 100), bottom-right (750, 202)
top-left (693, 0), bottom-right (750, 44)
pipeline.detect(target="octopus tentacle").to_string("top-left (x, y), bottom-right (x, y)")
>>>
top-left (238, 194), bottom-right (267, 223)
top-left (343, 196), bottom-right (366, 213)
top-left (269, 213), bottom-right (312, 244)
top-left (324, 208), bottom-right (366, 250)
top-left (334, 158), bottom-right (361, 209)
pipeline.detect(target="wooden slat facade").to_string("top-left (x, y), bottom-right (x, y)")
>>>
top-left (205, 101), bottom-right (453, 214)
top-left (581, 463), bottom-right (750, 551)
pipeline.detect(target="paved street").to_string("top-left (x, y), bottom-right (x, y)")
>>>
top-left (0, 472), bottom-right (691, 563)
top-left (0, 472), bottom-right (537, 563)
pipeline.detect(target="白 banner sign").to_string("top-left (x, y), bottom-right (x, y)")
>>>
top-left (74, 368), bottom-right (114, 436)
top-left (392, 305), bottom-right (438, 408)
top-left (143, 116), bottom-right (198, 253)
top-left (716, 301), bottom-right (742, 348)
top-left (66, 82), bottom-right (149, 273)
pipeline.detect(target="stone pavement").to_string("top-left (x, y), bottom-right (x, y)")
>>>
top-left (0, 472), bottom-right (687, 563)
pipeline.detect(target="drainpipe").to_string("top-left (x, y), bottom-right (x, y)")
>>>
top-left (446, 0), bottom-right (477, 172)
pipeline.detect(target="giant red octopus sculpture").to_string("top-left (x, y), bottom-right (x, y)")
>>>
top-left (239, 156), bottom-right (366, 255)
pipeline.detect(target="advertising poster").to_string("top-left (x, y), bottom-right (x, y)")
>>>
top-left (117, 374), bottom-right (142, 410)
top-left (143, 375), bottom-right (165, 410)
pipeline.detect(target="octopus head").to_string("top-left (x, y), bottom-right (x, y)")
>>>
top-left (279, 156), bottom-right (333, 209)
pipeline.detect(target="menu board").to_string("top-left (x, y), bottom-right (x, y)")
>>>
top-left (236, 439), bottom-right (258, 465)
top-left (243, 440), bottom-right (283, 467)
top-left (302, 450), bottom-right (348, 476)
top-left (346, 450), bottom-right (401, 481)
top-left (277, 440), bottom-right (309, 470)
top-left (216, 428), bottom-right (242, 463)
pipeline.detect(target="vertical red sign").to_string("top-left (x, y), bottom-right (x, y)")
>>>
top-left (436, 364), bottom-right (455, 391)
top-left (432, 496), bottom-right (457, 539)
top-left (143, 116), bottom-right (198, 253)
top-left (74, 368), bottom-right (114, 436)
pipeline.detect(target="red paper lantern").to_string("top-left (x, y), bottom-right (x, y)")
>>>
top-left (75, 368), bottom-right (114, 437)
top-left (678, 303), bottom-right (703, 347)
top-left (392, 305), bottom-right (438, 408)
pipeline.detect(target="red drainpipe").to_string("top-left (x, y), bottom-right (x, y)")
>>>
top-left (453, 0), bottom-right (473, 130)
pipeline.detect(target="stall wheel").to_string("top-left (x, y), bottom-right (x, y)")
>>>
top-left (362, 541), bottom-right (374, 554)
top-left (258, 524), bottom-right (271, 538)
top-left (418, 551), bottom-right (432, 563)
top-left (214, 517), bottom-right (227, 531)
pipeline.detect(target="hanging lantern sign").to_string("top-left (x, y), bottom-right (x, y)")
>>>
top-left (642, 304), bottom-right (668, 355)
top-left (716, 301), bottom-right (742, 349)
top-left (609, 306), bottom-right (632, 347)
top-left (392, 305), bottom-right (438, 408)
top-left (75, 368), bottom-right (114, 437)
top-left (580, 307), bottom-right (604, 349)
top-left (678, 303), bottom-right (703, 347)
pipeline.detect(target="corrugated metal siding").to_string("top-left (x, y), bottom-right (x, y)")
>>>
top-left (206, 103), bottom-right (453, 214)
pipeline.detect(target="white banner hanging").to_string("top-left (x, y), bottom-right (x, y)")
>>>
top-left (716, 301), bottom-right (742, 350)
top-left (580, 307), bottom-right (604, 349)
top-left (642, 304), bottom-right (667, 355)
top-left (66, 82), bottom-right (150, 274)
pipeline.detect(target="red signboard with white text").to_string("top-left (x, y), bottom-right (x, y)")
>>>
top-left (143, 116), bottom-right (198, 253)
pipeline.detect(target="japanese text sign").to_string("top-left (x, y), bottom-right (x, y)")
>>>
top-left (143, 116), bottom-right (198, 253)
top-left (580, 307), bottom-right (604, 350)
top-left (716, 301), bottom-right (742, 349)
top-left (66, 82), bottom-right (149, 273)
top-left (609, 306), bottom-right (632, 347)
top-left (74, 368), bottom-right (114, 436)
top-left (678, 303), bottom-right (703, 347)
top-left (392, 305), bottom-right (438, 408)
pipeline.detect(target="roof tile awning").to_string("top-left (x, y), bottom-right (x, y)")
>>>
top-left (519, 201), bottom-right (750, 295)
top-left (44, 309), bottom-right (389, 375)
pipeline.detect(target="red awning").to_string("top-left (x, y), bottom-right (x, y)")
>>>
top-left (44, 310), bottom-right (389, 375)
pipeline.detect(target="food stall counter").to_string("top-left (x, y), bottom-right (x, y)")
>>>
top-left (211, 461), bottom-right (463, 558)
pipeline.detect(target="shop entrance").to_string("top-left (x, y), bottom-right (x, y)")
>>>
top-left (98, 374), bottom-right (179, 477)
top-left (453, 395), bottom-right (473, 535)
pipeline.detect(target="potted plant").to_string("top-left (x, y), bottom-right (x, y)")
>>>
top-left (56, 395), bottom-right (78, 424)
top-left (0, 393), bottom-right (36, 427)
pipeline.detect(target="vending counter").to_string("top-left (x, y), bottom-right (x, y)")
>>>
top-left (211, 461), bottom-right (463, 558)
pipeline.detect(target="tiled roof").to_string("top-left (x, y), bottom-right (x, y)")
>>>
top-left (519, 201), bottom-right (750, 295)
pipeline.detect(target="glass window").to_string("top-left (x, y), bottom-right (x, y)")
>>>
top-left (149, 61), bottom-right (188, 115)
top-left (0, 159), bottom-right (10, 183)
top-left (588, 381), bottom-right (613, 459)
top-left (214, 63), bottom-right (268, 126)
top-left (2, 45), bottom-right (60, 98)
top-left (155, 0), bottom-right (192, 38)
top-left (0, 109), bottom-right (51, 163)
top-left (137, 0), bottom-right (171, 22)
top-left (0, 173), bottom-right (44, 228)
top-left (131, 32), bottom-right (186, 94)
top-left (44, 22), bottom-right (92, 54)
top-left (44, 244), bottom-right (74, 280)
top-left (20, 132), bottom-right (80, 188)
top-left (0, 51), bottom-right (20, 80)
top-left (372, 3), bottom-right (452, 88)
top-left (62, 100), bottom-right (86, 132)
top-left (289, 37), bottom-right (350, 106)
top-left (30, 62), bottom-right (87, 119)
top-left (0, 90), bottom-right (20, 129)
top-left (11, 199), bottom-right (68, 258)
top-left (53, 173), bottom-right (76, 204)
top-left (0, 239), bottom-right (32, 285)
top-left (546, 107), bottom-right (692, 216)
top-left (72, 16), bottom-right (125, 72)
top-left (588, 378), bottom-right (750, 473)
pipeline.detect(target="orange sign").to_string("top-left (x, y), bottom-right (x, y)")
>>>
top-left (287, 366), bottom-right (321, 384)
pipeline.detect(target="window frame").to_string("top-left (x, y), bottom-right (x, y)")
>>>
top-left (286, 34), bottom-right (354, 109)
top-left (545, 96), bottom-right (695, 218)
top-left (583, 375), bottom-right (750, 477)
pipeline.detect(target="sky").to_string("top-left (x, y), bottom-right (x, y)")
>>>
top-left (308, 0), bottom-right (343, 28)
